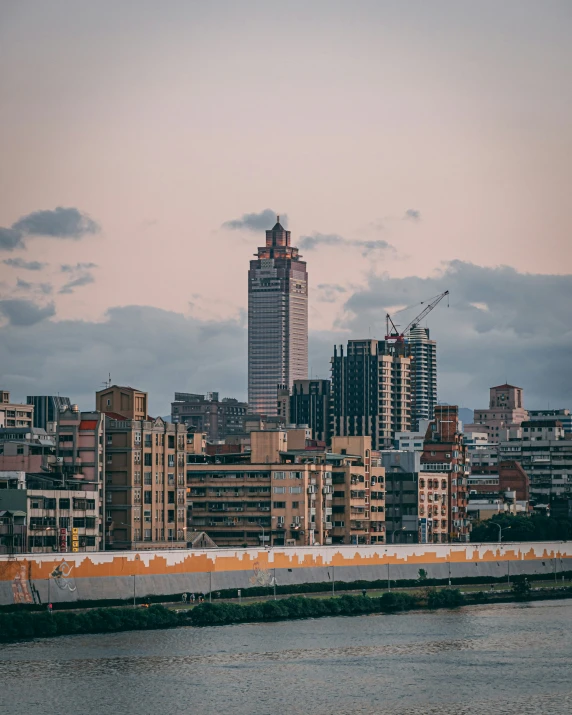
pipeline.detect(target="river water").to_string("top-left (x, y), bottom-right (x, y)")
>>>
top-left (1, 600), bottom-right (571, 715)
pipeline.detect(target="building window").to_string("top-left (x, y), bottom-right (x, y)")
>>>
top-left (273, 501), bottom-right (286, 509)
top-left (273, 486), bottom-right (286, 494)
top-left (289, 486), bottom-right (302, 494)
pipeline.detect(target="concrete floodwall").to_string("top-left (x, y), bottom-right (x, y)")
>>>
top-left (1, 542), bottom-right (571, 606)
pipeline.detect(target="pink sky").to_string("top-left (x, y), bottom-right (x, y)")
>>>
top-left (0, 1), bottom-right (571, 411)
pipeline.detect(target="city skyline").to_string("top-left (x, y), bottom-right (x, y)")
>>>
top-left (1, 1), bottom-right (571, 414)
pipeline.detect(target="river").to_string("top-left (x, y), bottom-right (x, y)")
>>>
top-left (1, 600), bottom-right (571, 715)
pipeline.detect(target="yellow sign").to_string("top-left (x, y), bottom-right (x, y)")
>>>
top-left (72, 548), bottom-right (79, 552)
top-left (72, 528), bottom-right (79, 535)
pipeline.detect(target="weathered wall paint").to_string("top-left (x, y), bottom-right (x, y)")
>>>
top-left (1, 542), bottom-right (570, 605)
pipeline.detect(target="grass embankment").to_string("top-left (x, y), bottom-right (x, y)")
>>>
top-left (4, 585), bottom-right (571, 643)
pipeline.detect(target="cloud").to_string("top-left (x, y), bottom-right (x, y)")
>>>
top-left (0, 299), bottom-right (55, 326)
top-left (12, 207), bottom-right (100, 239)
top-left (339, 261), bottom-right (572, 408)
top-left (316, 283), bottom-right (347, 303)
top-left (222, 209), bottom-right (287, 231)
top-left (404, 209), bottom-right (421, 222)
top-left (299, 233), bottom-right (394, 256)
top-left (0, 207), bottom-right (100, 252)
top-left (3, 258), bottom-right (48, 271)
top-left (61, 262), bottom-right (98, 272)
top-left (0, 305), bottom-right (247, 415)
top-left (59, 273), bottom-right (96, 294)
top-left (0, 228), bottom-right (25, 252)
top-left (12, 278), bottom-right (53, 297)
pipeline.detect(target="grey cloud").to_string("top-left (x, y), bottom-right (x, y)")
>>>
top-left (317, 283), bottom-right (346, 293)
top-left (316, 283), bottom-right (347, 303)
top-left (0, 207), bottom-right (100, 253)
top-left (0, 299), bottom-right (55, 326)
top-left (59, 273), bottom-right (95, 294)
top-left (12, 207), bottom-right (100, 239)
top-left (3, 258), bottom-right (47, 271)
top-left (222, 209), bottom-right (287, 231)
top-left (339, 260), bottom-right (572, 408)
top-left (299, 233), bottom-right (345, 250)
top-left (61, 262), bottom-right (98, 273)
top-left (404, 209), bottom-right (421, 222)
top-left (14, 278), bottom-right (53, 296)
top-left (0, 228), bottom-right (25, 252)
top-left (299, 233), bottom-right (394, 256)
top-left (0, 305), bottom-right (248, 416)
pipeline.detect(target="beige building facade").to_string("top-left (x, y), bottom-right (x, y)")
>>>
top-left (0, 390), bottom-right (34, 429)
top-left (105, 413), bottom-right (198, 550)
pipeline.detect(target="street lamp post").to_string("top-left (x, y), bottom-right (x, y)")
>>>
top-left (496, 524), bottom-right (511, 543)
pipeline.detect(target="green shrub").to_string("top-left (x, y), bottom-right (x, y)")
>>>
top-left (427, 588), bottom-right (465, 609)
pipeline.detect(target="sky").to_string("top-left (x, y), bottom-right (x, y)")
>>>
top-left (0, 0), bottom-right (571, 416)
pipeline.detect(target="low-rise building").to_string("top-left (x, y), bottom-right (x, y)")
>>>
top-left (186, 433), bottom-right (385, 547)
top-left (499, 420), bottom-right (572, 506)
top-left (171, 392), bottom-right (248, 441)
top-left (418, 472), bottom-right (449, 543)
top-left (0, 390), bottom-right (34, 429)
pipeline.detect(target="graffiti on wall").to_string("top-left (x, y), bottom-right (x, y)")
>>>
top-left (11, 564), bottom-right (33, 604)
top-left (50, 561), bottom-right (77, 592)
top-left (249, 561), bottom-right (275, 587)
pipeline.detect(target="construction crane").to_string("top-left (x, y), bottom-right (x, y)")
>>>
top-left (385, 290), bottom-right (449, 343)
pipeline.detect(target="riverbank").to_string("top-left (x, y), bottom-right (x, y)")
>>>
top-left (2, 585), bottom-right (572, 643)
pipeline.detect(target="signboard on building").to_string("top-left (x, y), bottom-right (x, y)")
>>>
top-left (59, 528), bottom-right (68, 552)
top-left (71, 527), bottom-right (79, 552)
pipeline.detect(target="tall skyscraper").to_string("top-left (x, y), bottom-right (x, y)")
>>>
top-left (331, 339), bottom-right (411, 450)
top-left (248, 217), bottom-right (308, 415)
top-left (407, 326), bottom-right (437, 431)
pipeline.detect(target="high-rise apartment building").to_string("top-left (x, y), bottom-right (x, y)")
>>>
top-left (27, 395), bottom-right (72, 431)
top-left (283, 379), bottom-right (332, 444)
top-left (331, 339), bottom-right (411, 450)
top-left (408, 326), bottom-right (437, 431)
top-left (248, 217), bottom-right (308, 415)
top-left (464, 384), bottom-right (528, 443)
